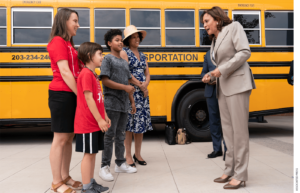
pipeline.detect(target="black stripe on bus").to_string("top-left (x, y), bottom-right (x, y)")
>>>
top-left (0, 74), bottom-right (289, 82)
top-left (148, 61), bottom-right (292, 68)
top-left (249, 107), bottom-right (293, 117)
top-left (0, 76), bottom-right (53, 81)
top-left (0, 63), bottom-right (51, 68)
top-left (0, 61), bottom-right (292, 68)
top-left (0, 47), bottom-right (293, 53)
top-left (0, 116), bottom-right (167, 125)
top-left (0, 108), bottom-right (292, 125)
top-left (150, 74), bottom-right (289, 80)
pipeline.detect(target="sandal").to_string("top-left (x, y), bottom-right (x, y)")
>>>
top-left (51, 181), bottom-right (75, 193)
top-left (63, 176), bottom-right (83, 190)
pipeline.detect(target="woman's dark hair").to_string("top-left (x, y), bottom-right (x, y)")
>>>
top-left (123, 32), bottom-right (143, 47)
top-left (49, 8), bottom-right (79, 47)
top-left (104, 29), bottom-right (123, 51)
top-left (78, 42), bottom-right (103, 65)
top-left (200, 6), bottom-right (232, 40)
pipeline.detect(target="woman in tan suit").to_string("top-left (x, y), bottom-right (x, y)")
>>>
top-left (201, 6), bottom-right (256, 189)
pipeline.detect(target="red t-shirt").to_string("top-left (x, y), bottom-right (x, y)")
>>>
top-left (47, 36), bottom-right (83, 92)
top-left (74, 68), bottom-right (106, 134)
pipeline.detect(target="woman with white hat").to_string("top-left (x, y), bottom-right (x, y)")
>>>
top-left (120, 25), bottom-right (153, 167)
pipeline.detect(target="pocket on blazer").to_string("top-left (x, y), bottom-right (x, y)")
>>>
top-left (230, 68), bottom-right (245, 77)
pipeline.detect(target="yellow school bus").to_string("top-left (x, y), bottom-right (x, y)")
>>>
top-left (0, 0), bottom-right (293, 141)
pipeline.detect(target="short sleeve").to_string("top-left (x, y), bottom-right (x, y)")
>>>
top-left (47, 36), bottom-right (68, 63)
top-left (99, 56), bottom-right (111, 80)
top-left (140, 52), bottom-right (146, 61)
top-left (122, 47), bottom-right (128, 52)
top-left (81, 71), bottom-right (94, 93)
top-left (128, 68), bottom-right (132, 79)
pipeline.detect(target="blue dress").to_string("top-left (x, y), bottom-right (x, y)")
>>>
top-left (123, 47), bottom-right (153, 134)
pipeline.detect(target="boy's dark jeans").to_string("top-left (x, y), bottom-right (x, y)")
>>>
top-left (101, 110), bottom-right (127, 167)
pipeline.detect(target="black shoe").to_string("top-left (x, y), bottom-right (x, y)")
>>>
top-left (133, 154), bottom-right (147, 165)
top-left (129, 163), bottom-right (136, 167)
top-left (91, 179), bottom-right (110, 193)
top-left (207, 151), bottom-right (223, 158)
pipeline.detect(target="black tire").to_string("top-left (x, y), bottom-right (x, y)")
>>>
top-left (176, 89), bottom-right (211, 142)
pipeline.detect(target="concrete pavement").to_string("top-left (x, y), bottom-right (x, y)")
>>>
top-left (0, 116), bottom-right (294, 193)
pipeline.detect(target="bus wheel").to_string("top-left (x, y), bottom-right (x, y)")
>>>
top-left (176, 89), bottom-right (211, 142)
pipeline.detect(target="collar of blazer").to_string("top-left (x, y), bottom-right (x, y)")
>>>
top-left (210, 25), bottom-right (230, 66)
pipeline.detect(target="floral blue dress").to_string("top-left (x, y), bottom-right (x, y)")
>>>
top-left (123, 47), bottom-right (153, 134)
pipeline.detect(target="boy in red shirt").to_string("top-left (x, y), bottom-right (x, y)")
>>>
top-left (75, 42), bottom-right (110, 193)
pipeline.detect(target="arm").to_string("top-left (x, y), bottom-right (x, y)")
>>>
top-left (139, 60), bottom-right (150, 97)
top-left (120, 50), bottom-right (146, 90)
top-left (204, 51), bottom-right (217, 82)
top-left (119, 53), bottom-right (136, 113)
top-left (129, 75), bottom-right (143, 88)
top-left (101, 76), bottom-right (135, 95)
top-left (144, 60), bottom-right (151, 87)
top-left (129, 94), bottom-right (136, 114)
top-left (202, 53), bottom-right (215, 83)
top-left (104, 110), bottom-right (111, 127)
top-left (57, 60), bottom-right (77, 95)
top-left (200, 53), bottom-right (209, 79)
top-left (84, 91), bottom-right (109, 132)
top-left (130, 74), bottom-right (149, 98)
top-left (217, 22), bottom-right (251, 78)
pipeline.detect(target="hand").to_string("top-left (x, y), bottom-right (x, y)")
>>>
top-left (98, 119), bottom-right (109, 132)
top-left (131, 103), bottom-right (136, 114)
top-left (211, 68), bottom-right (221, 77)
top-left (124, 85), bottom-right (135, 95)
top-left (143, 89), bottom-right (149, 98)
top-left (105, 115), bottom-right (111, 128)
top-left (202, 74), bottom-right (211, 83)
top-left (139, 82), bottom-right (147, 91)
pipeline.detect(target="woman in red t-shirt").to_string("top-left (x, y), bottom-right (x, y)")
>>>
top-left (47, 8), bottom-right (82, 193)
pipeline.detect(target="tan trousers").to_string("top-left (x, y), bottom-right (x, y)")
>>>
top-left (218, 88), bottom-right (251, 181)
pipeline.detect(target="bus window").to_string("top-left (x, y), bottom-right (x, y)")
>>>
top-left (94, 9), bottom-right (126, 46)
top-left (232, 11), bottom-right (261, 45)
top-left (59, 8), bottom-right (90, 46)
top-left (130, 9), bottom-right (161, 46)
top-left (0, 8), bottom-right (6, 46)
top-left (199, 10), bottom-right (227, 46)
top-left (165, 10), bottom-right (195, 46)
top-left (11, 8), bottom-right (53, 44)
top-left (72, 9), bottom-right (90, 46)
top-left (265, 11), bottom-right (293, 46)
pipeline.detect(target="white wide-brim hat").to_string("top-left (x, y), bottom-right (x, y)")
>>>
top-left (123, 25), bottom-right (147, 41)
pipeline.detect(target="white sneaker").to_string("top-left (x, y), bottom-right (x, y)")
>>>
top-left (115, 162), bottom-right (137, 173)
top-left (99, 166), bottom-right (114, 181)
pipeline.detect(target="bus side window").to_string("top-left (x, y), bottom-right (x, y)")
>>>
top-left (0, 8), bottom-right (6, 46)
top-left (165, 10), bottom-right (195, 46)
top-left (265, 11), bottom-right (293, 46)
top-left (58, 8), bottom-right (90, 47)
top-left (94, 9), bottom-right (126, 46)
top-left (232, 11), bottom-right (261, 45)
top-left (11, 8), bottom-right (53, 45)
top-left (130, 9), bottom-right (161, 46)
top-left (199, 10), bottom-right (227, 46)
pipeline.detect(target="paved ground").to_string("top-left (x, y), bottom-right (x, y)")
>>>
top-left (0, 116), bottom-right (294, 193)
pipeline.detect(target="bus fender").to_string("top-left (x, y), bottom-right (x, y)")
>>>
top-left (171, 80), bottom-right (205, 122)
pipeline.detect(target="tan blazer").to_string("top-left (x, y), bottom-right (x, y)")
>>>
top-left (208, 21), bottom-right (256, 97)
